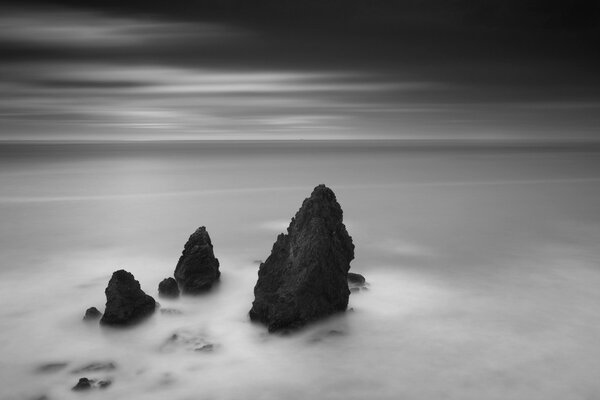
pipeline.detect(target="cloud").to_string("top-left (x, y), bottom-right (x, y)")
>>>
top-left (0, 7), bottom-right (247, 49)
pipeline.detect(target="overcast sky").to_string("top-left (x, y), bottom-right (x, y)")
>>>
top-left (1, 0), bottom-right (599, 141)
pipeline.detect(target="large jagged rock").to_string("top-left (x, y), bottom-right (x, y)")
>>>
top-left (249, 184), bottom-right (355, 332)
top-left (100, 270), bottom-right (156, 326)
top-left (174, 227), bottom-right (220, 294)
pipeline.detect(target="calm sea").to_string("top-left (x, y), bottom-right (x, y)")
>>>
top-left (1, 141), bottom-right (600, 400)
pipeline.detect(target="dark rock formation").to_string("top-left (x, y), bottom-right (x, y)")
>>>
top-left (72, 378), bottom-right (92, 391)
top-left (249, 184), bottom-right (355, 332)
top-left (158, 277), bottom-right (180, 298)
top-left (72, 377), bottom-right (112, 391)
top-left (174, 227), bottom-right (220, 294)
top-left (83, 307), bottom-right (102, 321)
top-left (347, 272), bottom-right (365, 285)
top-left (99, 270), bottom-right (156, 326)
top-left (348, 272), bottom-right (368, 292)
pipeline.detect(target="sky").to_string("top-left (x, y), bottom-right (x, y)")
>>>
top-left (0, 0), bottom-right (599, 141)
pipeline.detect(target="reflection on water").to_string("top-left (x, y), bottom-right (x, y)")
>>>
top-left (1, 142), bottom-right (600, 400)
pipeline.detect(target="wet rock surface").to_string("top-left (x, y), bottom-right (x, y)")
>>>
top-left (100, 270), bottom-right (156, 326)
top-left (174, 227), bottom-right (220, 294)
top-left (249, 184), bottom-right (355, 332)
top-left (158, 277), bottom-right (180, 298)
top-left (83, 307), bottom-right (102, 322)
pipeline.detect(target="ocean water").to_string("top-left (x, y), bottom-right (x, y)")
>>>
top-left (1, 141), bottom-right (600, 400)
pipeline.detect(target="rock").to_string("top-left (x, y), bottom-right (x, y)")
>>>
top-left (158, 277), bottom-right (180, 298)
top-left (249, 184), bottom-right (355, 332)
top-left (72, 378), bottom-right (92, 391)
top-left (99, 270), bottom-right (156, 326)
top-left (348, 272), bottom-right (368, 291)
top-left (174, 227), bottom-right (220, 294)
top-left (347, 272), bottom-right (366, 285)
top-left (71, 362), bottom-right (116, 374)
top-left (83, 307), bottom-right (102, 321)
top-left (160, 329), bottom-right (216, 353)
top-left (72, 377), bottom-right (112, 391)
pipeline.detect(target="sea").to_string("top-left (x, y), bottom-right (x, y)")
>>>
top-left (1, 140), bottom-right (600, 400)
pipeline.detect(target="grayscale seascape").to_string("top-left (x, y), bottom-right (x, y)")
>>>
top-left (1, 1), bottom-right (599, 399)
top-left (1, 141), bottom-right (600, 399)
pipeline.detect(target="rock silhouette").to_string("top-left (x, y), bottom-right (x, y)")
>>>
top-left (347, 272), bottom-right (365, 286)
top-left (83, 307), bottom-right (102, 321)
top-left (158, 277), bottom-right (180, 298)
top-left (249, 184), bottom-right (355, 332)
top-left (174, 227), bottom-right (220, 294)
top-left (100, 270), bottom-right (156, 326)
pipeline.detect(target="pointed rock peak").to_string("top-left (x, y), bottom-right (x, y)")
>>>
top-left (174, 226), bottom-right (220, 294)
top-left (100, 269), bottom-right (155, 326)
top-left (250, 184), bottom-right (354, 332)
top-left (187, 226), bottom-right (212, 246)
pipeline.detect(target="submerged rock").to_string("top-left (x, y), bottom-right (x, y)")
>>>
top-left (160, 329), bottom-right (216, 353)
top-left (249, 184), bottom-right (355, 332)
top-left (83, 307), bottom-right (102, 322)
top-left (72, 377), bottom-right (112, 391)
top-left (174, 227), bottom-right (220, 294)
top-left (99, 270), bottom-right (156, 326)
top-left (158, 277), bottom-right (180, 298)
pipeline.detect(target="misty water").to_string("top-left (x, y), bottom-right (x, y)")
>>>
top-left (1, 142), bottom-right (600, 400)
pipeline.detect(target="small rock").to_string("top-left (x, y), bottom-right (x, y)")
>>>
top-left (160, 330), bottom-right (215, 353)
top-left (348, 272), bottom-right (368, 291)
top-left (83, 307), bottom-right (102, 321)
top-left (158, 277), bottom-right (180, 298)
top-left (72, 378), bottom-right (92, 391)
top-left (174, 227), bottom-right (220, 294)
top-left (72, 377), bottom-right (112, 391)
top-left (347, 272), bottom-right (366, 285)
top-left (100, 270), bottom-right (156, 326)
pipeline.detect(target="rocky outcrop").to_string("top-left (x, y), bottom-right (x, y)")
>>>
top-left (174, 227), bottom-right (220, 294)
top-left (249, 184), bottom-right (355, 332)
top-left (83, 307), bottom-right (102, 321)
top-left (99, 270), bottom-right (156, 326)
top-left (158, 277), bottom-right (180, 298)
